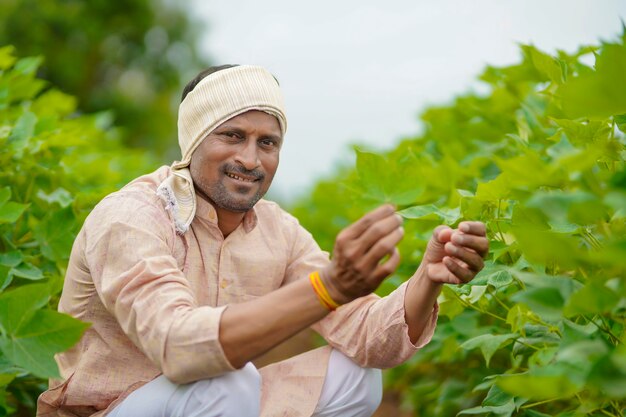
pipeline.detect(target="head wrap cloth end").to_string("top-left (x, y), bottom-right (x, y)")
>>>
top-left (157, 65), bottom-right (287, 234)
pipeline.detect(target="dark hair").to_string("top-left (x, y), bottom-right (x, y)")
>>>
top-left (181, 65), bottom-right (239, 103)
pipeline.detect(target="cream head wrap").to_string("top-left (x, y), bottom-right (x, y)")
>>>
top-left (157, 65), bottom-right (287, 233)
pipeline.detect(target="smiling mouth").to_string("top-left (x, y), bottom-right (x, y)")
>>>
top-left (226, 172), bottom-right (258, 183)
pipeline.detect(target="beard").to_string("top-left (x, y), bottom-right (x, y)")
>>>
top-left (193, 163), bottom-right (268, 213)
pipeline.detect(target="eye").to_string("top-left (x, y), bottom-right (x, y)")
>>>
top-left (259, 138), bottom-right (278, 149)
top-left (221, 131), bottom-right (243, 141)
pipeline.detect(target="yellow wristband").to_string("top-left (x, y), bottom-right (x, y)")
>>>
top-left (309, 271), bottom-right (341, 311)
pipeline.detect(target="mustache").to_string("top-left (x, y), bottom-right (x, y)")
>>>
top-left (222, 163), bottom-right (265, 181)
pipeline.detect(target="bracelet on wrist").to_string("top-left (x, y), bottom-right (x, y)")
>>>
top-left (309, 271), bottom-right (341, 311)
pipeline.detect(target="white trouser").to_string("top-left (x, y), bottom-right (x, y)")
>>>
top-left (108, 349), bottom-right (382, 417)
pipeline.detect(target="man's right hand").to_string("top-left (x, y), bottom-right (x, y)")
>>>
top-left (319, 204), bottom-right (404, 305)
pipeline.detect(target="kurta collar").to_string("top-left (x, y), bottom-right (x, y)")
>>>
top-left (194, 194), bottom-right (258, 233)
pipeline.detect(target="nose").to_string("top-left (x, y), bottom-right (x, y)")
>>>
top-left (234, 141), bottom-right (260, 170)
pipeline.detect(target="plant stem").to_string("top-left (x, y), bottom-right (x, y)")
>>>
top-left (488, 287), bottom-right (511, 311)
top-left (591, 316), bottom-right (623, 345)
top-left (513, 338), bottom-right (540, 351)
top-left (450, 290), bottom-right (508, 322)
top-left (521, 398), bottom-right (558, 408)
top-left (600, 409), bottom-right (618, 417)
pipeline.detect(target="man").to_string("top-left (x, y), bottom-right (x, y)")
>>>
top-left (37, 65), bottom-right (488, 417)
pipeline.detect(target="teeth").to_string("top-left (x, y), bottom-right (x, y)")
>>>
top-left (227, 173), bottom-right (254, 182)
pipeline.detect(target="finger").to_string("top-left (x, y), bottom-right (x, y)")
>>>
top-left (360, 226), bottom-right (404, 270)
top-left (423, 225), bottom-right (452, 263)
top-left (458, 221), bottom-right (486, 236)
top-left (434, 225), bottom-right (453, 243)
top-left (339, 204), bottom-right (396, 241)
top-left (354, 213), bottom-right (403, 256)
top-left (426, 263), bottom-right (464, 285)
top-left (445, 242), bottom-right (484, 271)
top-left (373, 247), bottom-right (401, 281)
top-left (451, 231), bottom-right (489, 257)
top-left (444, 256), bottom-right (476, 283)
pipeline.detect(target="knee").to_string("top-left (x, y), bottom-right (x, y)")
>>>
top-left (232, 362), bottom-right (261, 390)
top-left (220, 363), bottom-right (261, 413)
top-left (318, 350), bottom-right (383, 416)
top-left (191, 363), bottom-right (261, 417)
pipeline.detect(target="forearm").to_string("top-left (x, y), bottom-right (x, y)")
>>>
top-left (219, 277), bottom-right (329, 369)
top-left (404, 265), bottom-right (442, 344)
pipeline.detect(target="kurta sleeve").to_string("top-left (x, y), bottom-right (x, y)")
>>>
top-left (84, 193), bottom-right (235, 384)
top-left (283, 213), bottom-right (438, 369)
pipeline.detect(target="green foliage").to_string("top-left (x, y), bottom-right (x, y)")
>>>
top-left (0, 0), bottom-right (210, 160)
top-left (0, 46), bottom-right (156, 415)
top-left (291, 34), bottom-right (626, 416)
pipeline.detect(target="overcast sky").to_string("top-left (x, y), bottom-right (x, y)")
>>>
top-left (188, 0), bottom-right (626, 202)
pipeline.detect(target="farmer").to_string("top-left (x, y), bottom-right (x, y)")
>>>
top-left (37, 65), bottom-right (488, 417)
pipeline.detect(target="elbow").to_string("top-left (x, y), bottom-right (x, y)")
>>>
top-left (159, 344), bottom-right (237, 384)
top-left (220, 344), bottom-right (249, 371)
top-left (225, 357), bottom-right (248, 371)
top-left (161, 360), bottom-right (198, 384)
top-left (161, 360), bottom-right (233, 385)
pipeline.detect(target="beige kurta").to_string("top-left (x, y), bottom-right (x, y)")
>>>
top-left (37, 166), bottom-right (438, 417)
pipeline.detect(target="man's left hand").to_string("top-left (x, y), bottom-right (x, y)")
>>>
top-left (421, 221), bottom-right (489, 285)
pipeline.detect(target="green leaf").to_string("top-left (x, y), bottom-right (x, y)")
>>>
top-left (34, 206), bottom-right (76, 261)
top-left (0, 266), bottom-right (11, 291)
top-left (31, 90), bottom-right (77, 118)
top-left (0, 284), bottom-right (50, 335)
top-left (0, 202), bottom-right (28, 224)
top-left (523, 45), bottom-right (565, 84)
top-left (525, 190), bottom-right (602, 228)
top-left (354, 148), bottom-right (424, 205)
top-left (476, 176), bottom-right (510, 202)
top-left (0, 188), bottom-right (9, 206)
top-left (563, 281), bottom-right (620, 316)
top-left (398, 204), bottom-right (461, 225)
top-left (615, 113), bottom-right (626, 133)
top-left (460, 285), bottom-right (488, 305)
top-left (529, 346), bottom-right (559, 368)
top-left (457, 398), bottom-right (515, 416)
top-left (438, 285), bottom-right (466, 319)
top-left (0, 252), bottom-right (22, 267)
top-left (0, 374), bottom-right (15, 389)
top-left (512, 226), bottom-right (584, 269)
top-left (460, 333), bottom-right (517, 367)
top-left (0, 310), bottom-right (89, 379)
top-left (551, 119), bottom-right (611, 146)
top-left (604, 192), bottom-right (626, 218)
top-left (356, 149), bottom-right (395, 203)
top-left (506, 304), bottom-right (539, 334)
top-left (471, 263), bottom-right (514, 289)
top-left (587, 346), bottom-right (626, 398)
top-left (511, 287), bottom-right (564, 321)
top-left (497, 152), bottom-right (563, 190)
top-left (10, 263), bottom-right (43, 281)
top-left (7, 111), bottom-right (37, 154)
top-left (556, 339), bottom-right (608, 378)
top-left (497, 373), bottom-right (580, 401)
top-left (482, 384), bottom-right (515, 408)
top-left (0, 46), bottom-right (17, 70)
top-left (588, 239), bottom-right (626, 268)
top-left (14, 56), bottom-right (44, 75)
top-left (558, 43), bottom-right (626, 118)
top-left (560, 319), bottom-right (599, 345)
top-left (488, 270), bottom-right (514, 288)
top-left (522, 410), bottom-right (553, 417)
top-left (609, 169), bottom-right (626, 192)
